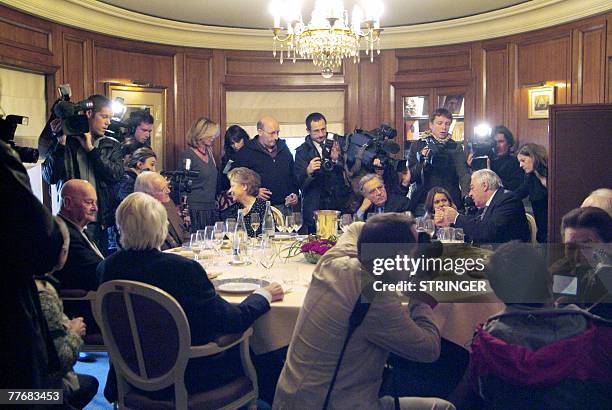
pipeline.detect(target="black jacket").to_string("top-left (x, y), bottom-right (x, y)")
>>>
top-left (0, 141), bottom-right (62, 388)
top-left (98, 249), bottom-right (270, 398)
top-left (116, 169), bottom-right (137, 203)
top-left (362, 193), bottom-right (412, 219)
top-left (491, 154), bottom-right (524, 192)
top-left (515, 173), bottom-right (548, 243)
top-left (408, 133), bottom-right (470, 209)
top-left (42, 135), bottom-right (124, 227)
top-left (55, 215), bottom-right (104, 291)
top-left (294, 135), bottom-right (351, 232)
top-left (232, 138), bottom-right (298, 206)
top-left (454, 189), bottom-right (530, 244)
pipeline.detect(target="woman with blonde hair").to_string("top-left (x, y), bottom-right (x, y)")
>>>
top-left (179, 117), bottom-right (220, 231)
top-left (516, 143), bottom-right (548, 242)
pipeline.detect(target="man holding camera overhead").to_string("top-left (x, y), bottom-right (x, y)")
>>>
top-left (42, 94), bottom-right (124, 254)
top-left (407, 108), bottom-right (471, 215)
top-left (294, 112), bottom-right (351, 233)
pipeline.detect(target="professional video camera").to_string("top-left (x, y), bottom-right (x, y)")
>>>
top-left (344, 124), bottom-right (405, 176)
top-left (52, 84), bottom-right (94, 136)
top-left (468, 124), bottom-right (495, 171)
top-left (161, 158), bottom-right (200, 230)
top-left (0, 114), bottom-right (39, 163)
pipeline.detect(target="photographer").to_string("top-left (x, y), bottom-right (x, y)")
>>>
top-left (408, 108), bottom-right (470, 215)
top-left (295, 112), bottom-right (351, 233)
top-left (42, 94), bottom-right (124, 254)
top-left (467, 125), bottom-right (523, 191)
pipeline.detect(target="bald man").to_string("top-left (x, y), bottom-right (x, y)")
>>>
top-left (581, 188), bottom-right (612, 217)
top-left (55, 179), bottom-right (104, 291)
top-left (232, 115), bottom-right (298, 214)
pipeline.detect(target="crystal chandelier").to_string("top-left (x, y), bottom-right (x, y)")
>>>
top-left (269, 0), bottom-right (384, 78)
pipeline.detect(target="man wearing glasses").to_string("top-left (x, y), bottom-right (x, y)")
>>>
top-left (232, 115), bottom-right (299, 214)
top-left (355, 174), bottom-right (411, 220)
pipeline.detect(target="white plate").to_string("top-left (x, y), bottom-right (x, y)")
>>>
top-left (214, 278), bottom-right (270, 294)
top-left (228, 259), bottom-right (251, 266)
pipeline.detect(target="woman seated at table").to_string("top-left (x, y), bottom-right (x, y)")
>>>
top-left (425, 186), bottom-right (457, 220)
top-left (220, 167), bottom-right (267, 237)
top-left (274, 214), bottom-right (453, 410)
top-left (98, 192), bottom-right (283, 403)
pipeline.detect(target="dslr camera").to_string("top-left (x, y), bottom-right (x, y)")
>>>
top-left (344, 124), bottom-right (405, 175)
top-left (0, 114), bottom-right (39, 163)
top-left (318, 135), bottom-right (336, 173)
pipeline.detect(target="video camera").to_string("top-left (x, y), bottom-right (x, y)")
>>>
top-left (468, 124), bottom-right (495, 171)
top-left (344, 124), bottom-right (405, 175)
top-left (161, 158), bottom-right (199, 203)
top-left (53, 84), bottom-right (94, 136)
top-left (0, 114), bottom-right (39, 163)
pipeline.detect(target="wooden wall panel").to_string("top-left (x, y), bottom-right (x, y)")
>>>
top-left (62, 34), bottom-right (89, 102)
top-left (516, 36), bottom-right (571, 146)
top-left (483, 47), bottom-right (508, 127)
top-left (572, 24), bottom-right (606, 103)
top-left (358, 59), bottom-right (382, 130)
top-left (0, 15), bottom-right (51, 54)
top-left (396, 48), bottom-right (471, 74)
top-left (225, 52), bottom-right (328, 77)
top-left (183, 54), bottom-right (212, 144)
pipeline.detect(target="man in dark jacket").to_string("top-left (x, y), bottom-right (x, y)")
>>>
top-left (232, 115), bottom-right (298, 214)
top-left (42, 94), bottom-right (123, 254)
top-left (355, 174), bottom-right (411, 220)
top-left (0, 140), bottom-right (63, 389)
top-left (294, 112), bottom-right (351, 232)
top-left (408, 108), bottom-right (470, 214)
top-left (436, 169), bottom-right (530, 244)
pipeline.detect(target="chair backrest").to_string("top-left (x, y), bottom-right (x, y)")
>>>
top-left (525, 213), bottom-right (537, 244)
top-left (270, 205), bottom-right (284, 226)
top-left (94, 280), bottom-right (192, 393)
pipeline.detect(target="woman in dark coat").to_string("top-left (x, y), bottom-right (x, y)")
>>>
top-left (516, 143), bottom-right (548, 243)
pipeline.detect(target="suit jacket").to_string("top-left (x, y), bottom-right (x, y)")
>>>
top-left (454, 189), bottom-right (530, 244)
top-left (363, 193), bottom-right (412, 218)
top-left (98, 249), bottom-right (271, 398)
top-left (55, 215), bottom-right (104, 291)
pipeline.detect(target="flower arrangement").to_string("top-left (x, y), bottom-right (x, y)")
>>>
top-left (286, 235), bottom-right (337, 264)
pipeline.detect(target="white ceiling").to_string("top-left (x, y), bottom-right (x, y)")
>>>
top-left (99, 0), bottom-right (530, 29)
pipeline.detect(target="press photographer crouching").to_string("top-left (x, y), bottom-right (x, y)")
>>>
top-left (295, 112), bottom-right (352, 233)
top-left (42, 94), bottom-right (124, 254)
top-left (408, 108), bottom-right (470, 216)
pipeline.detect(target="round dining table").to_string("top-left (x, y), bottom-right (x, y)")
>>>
top-left (167, 240), bottom-right (505, 354)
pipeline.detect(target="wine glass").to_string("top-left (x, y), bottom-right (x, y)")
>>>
top-left (285, 214), bottom-right (295, 236)
top-left (339, 214), bottom-right (353, 233)
top-left (213, 221), bottom-right (226, 252)
top-left (190, 233), bottom-right (203, 261)
top-left (256, 240), bottom-right (277, 282)
top-left (225, 218), bottom-right (236, 242)
top-left (292, 212), bottom-right (303, 235)
top-left (250, 214), bottom-right (261, 237)
top-left (423, 219), bottom-right (436, 238)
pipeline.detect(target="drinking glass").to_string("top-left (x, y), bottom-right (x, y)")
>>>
top-left (225, 218), bottom-right (236, 236)
top-left (250, 214), bottom-right (261, 236)
top-left (339, 214), bottom-right (353, 233)
top-left (190, 233), bottom-right (203, 261)
top-left (454, 228), bottom-right (465, 243)
top-left (292, 212), bottom-right (303, 235)
top-left (213, 221), bottom-right (226, 252)
top-left (256, 240), bottom-right (277, 282)
top-left (423, 219), bottom-right (436, 238)
top-left (285, 214), bottom-right (295, 236)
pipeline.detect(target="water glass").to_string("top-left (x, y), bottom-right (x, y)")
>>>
top-left (292, 212), bottom-right (303, 235)
top-left (339, 214), bottom-right (353, 233)
top-left (250, 214), bottom-right (261, 236)
top-left (437, 227), bottom-right (455, 243)
top-left (225, 218), bottom-right (237, 236)
top-left (213, 221), bottom-right (226, 252)
top-left (454, 228), bottom-right (465, 243)
top-left (190, 233), bottom-right (203, 261)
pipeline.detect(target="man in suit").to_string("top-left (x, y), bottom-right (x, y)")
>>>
top-left (436, 169), bottom-right (530, 244)
top-left (355, 174), bottom-right (411, 220)
top-left (134, 171), bottom-right (189, 249)
top-left (55, 179), bottom-right (104, 291)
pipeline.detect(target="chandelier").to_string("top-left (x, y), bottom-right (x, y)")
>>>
top-left (269, 0), bottom-right (384, 78)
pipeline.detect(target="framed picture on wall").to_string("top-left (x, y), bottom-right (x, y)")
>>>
top-left (105, 83), bottom-right (167, 169)
top-left (528, 86), bottom-right (555, 119)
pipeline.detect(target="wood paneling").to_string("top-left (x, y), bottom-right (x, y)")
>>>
top-left (572, 23), bottom-right (606, 103)
top-left (484, 47), bottom-right (508, 127)
top-left (396, 48), bottom-right (471, 75)
top-left (358, 59), bottom-right (381, 130)
top-left (225, 52), bottom-right (329, 77)
top-left (62, 34), bottom-right (89, 102)
top-left (0, 16), bottom-right (51, 55)
top-left (184, 54), bottom-right (212, 145)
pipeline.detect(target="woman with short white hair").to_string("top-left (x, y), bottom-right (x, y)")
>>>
top-left (98, 191), bottom-right (284, 404)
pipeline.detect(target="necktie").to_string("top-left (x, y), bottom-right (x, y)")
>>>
top-left (479, 206), bottom-right (488, 221)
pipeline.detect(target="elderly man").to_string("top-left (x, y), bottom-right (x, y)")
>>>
top-left (355, 174), bottom-right (411, 220)
top-left (134, 171), bottom-right (188, 249)
top-left (232, 115), bottom-right (298, 214)
top-left (55, 179), bottom-right (104, 291)
top-left (436, 169), bottom-right (529, 244)
top-left (581, 188), bottom-right (612, 217)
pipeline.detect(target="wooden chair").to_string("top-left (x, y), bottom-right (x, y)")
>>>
top-left (94, 280), bottom-right (258, 410)
top-left (60, 289), bottom-right (105, 352)
top-left (270, 205), bottom-right (284, 227)
top-left (525, 213), bottom-right (538, 244)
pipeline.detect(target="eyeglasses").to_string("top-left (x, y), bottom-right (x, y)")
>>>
top-left (156, 185), bottom-right (170, 194)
